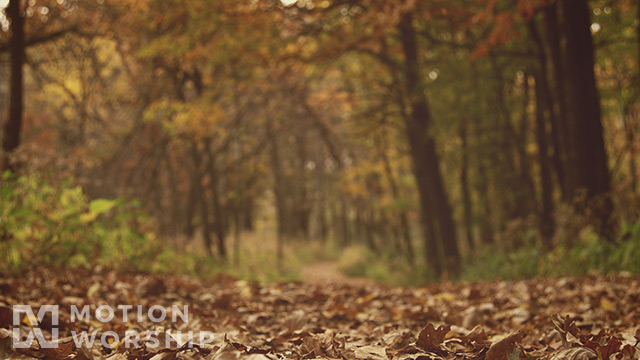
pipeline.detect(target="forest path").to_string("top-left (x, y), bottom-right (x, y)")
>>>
top-left (300, 261), bottom-right (377, 287)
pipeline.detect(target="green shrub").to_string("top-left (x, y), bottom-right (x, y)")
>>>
top-left (461, 221), bottom-right (640, 281)
top-left (0, 172), bottom-right (163, 273)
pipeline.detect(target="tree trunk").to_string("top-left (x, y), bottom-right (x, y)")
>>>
top-left (378, 134), bottom-right (415, 265)
top-left (489, 55), bottom-right (536, 221)
top-left (185, 168), bottom-right (198, 238)
top-left (558, 0), bottom-right (614, 237)
top-left (632, 2), bottom-right (640, 193)
top-left (398, 12), bottom-right (460, 276)
top-left (233, 208), bottom-right (242, 267)
top-left (189, 142), bottom-right (214, 257)
top-left (340, 198), bottom-right (350, 246)
top-left (267, 119), bottom-right (285, 271)
top-left (533, 72), bottom-right (555, 245)
top-left (204, 139), bottom-right (227, 259)
top-left (542, 3), bottom-right (569, 198)
top-left (459, 118), bottom-right (475, 252)
top-left (1, 0), bottom-right (25, 173)
top-left (527, 18), bottom-right (564, 203)
top-left (243, 197), bottom-right (254, 231)
top-left (476, 160), bottom-right (496, 245)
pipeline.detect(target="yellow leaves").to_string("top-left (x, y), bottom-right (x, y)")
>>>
top-left (175, 103), bottom-right (225, 138)
top-left (47, 187), bottom-right (86, 222)
top-left (600, 298), bottom-right (615, 312)
top-left (22, 314), bottom-right (39, 327)
top-left (435, 292), bottom-right (456, 302)
top-left (80, 199), bottom-right (117, 224)
top-left (145, 99), bottom-right (225, 139)
top-left (236, 280), bottom-right (253, 298)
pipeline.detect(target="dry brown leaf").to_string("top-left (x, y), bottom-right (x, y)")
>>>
top-left (486, 330), bottom-right (525, 360)
top-left (416, 323), bottom-right (451, 352)
top-left (354, 345), bottom-right (387, 360)
top-left (546, 347), bottom-right (597, 360)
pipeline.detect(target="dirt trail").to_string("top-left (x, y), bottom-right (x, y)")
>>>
top-left (300, 261), bottom-right (377, 287)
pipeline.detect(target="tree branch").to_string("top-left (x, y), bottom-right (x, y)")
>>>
top-left (0, 27), bottom-right (76, 53)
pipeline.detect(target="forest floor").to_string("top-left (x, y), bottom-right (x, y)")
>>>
top-left (1, 266), bottom-right (639, 360)
top-left (300, 262), bottom-right (375, 288)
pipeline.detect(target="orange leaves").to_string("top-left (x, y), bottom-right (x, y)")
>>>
top-left (472, 12), bottom-right (516, 58)
top-left (470, 0), bottom-right (555, 58)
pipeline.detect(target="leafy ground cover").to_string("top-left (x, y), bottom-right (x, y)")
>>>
top-left (1, 267), bottom-right (639, 360)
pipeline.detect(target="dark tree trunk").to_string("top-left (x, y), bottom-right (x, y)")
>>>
top-left (558, 0), bottom-right (614, 237)
top-left (378, 134), bottom-right (415, 265)
top-left (243, 197), bottom-right (254, 231)
top-left (318, 199), bottom-right (328, 242)
top-left (233, 207), bottom-right (242, 266)
top-left (1, 0), bottom-right (25, 173)
top-left (339, 198), bottom-right (350, 246)
top-left (398, 13), bottom-right (460, 276)
top-left (533, 72), bottom-right (555, 244)
top-left (295, 132), bottom-right (311, 239)
top-left (354, 206), bottom-right (361, 243)
top-left (163, 147), bottom-right (182, 235)
top-left (632, 1), bottom-right (640, 193)
top-left (476, 160), bottom-right (496, 245)
top-left (622, 107), bottom-right (637, 194)
top-left (204, 139), bottom-right (227, 259)
top-left (185, 168), bottom-right (198, 238)
top-left (267, 119), bottom-right (285, 270)
top-left (190, 142), bottom-right (214, 257)
top-left (527, 18), bottom-right (564, 202)
top-left (542, 3), bottom-right (569, 198)
top-left (468, 66), bottom-right (496, 246)
top-left (489, 56), bottom-right (536, 221)
top-left (459, 119), bottom-right (475, 252)
top-left (364, 208), bottom-right (378, 254)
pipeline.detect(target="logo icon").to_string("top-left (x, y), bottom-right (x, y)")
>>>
top-left (12, 305), bottom-right (59, 349)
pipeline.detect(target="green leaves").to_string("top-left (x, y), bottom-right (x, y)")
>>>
top-left (0, 174), bottom-right (160, 272)
top-left (89, 199), bottom-right (117, 215)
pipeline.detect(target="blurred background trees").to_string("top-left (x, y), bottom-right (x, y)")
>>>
top-left (1, 0), bottom-right (639, 282)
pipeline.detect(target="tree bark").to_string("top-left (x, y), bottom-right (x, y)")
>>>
top-left (204, 139), bottom-right (227, 259)
top-left (267, 119), bottom-right (285, 271)
top-left (459, 118), bottom-right (475, 252)
top-left (398, 12), bottom-right (460, 276)
top-left (558, 0), bottom-right (614, 237)
top-left (339, 198), bottom-right (350, 246)
top-left (379, 138), bottom-right (415, 266)
top-left (489, 56), bottom-right (536, 220)
top-left (189, 142), bottom-right (214, 257)
top-left (533, 72), bottom-right (555, 244)
top-left (542, 3), bottom-right (569, 198)
top-left (527, 18), bottom-right (564, 202)
top-left (1, 0), bottom-right (25, 173)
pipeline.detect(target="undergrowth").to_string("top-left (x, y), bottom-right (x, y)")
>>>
top-left (0, 172), bottom-right (300, 283)
top-left (461, 222), bottom-right (640, 282)
top-left (3, 172), bottom-right (640, 285)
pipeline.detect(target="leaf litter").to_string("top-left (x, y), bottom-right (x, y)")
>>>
top-left (0, 268), bottom-right (639, 360)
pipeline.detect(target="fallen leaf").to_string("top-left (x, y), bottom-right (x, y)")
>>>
top-left (416, 323), bottom-right (451, 352)
top-left (354, 345), bottom-right (387, 360)
top-left (486, 330), bottom-right (525, 360)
